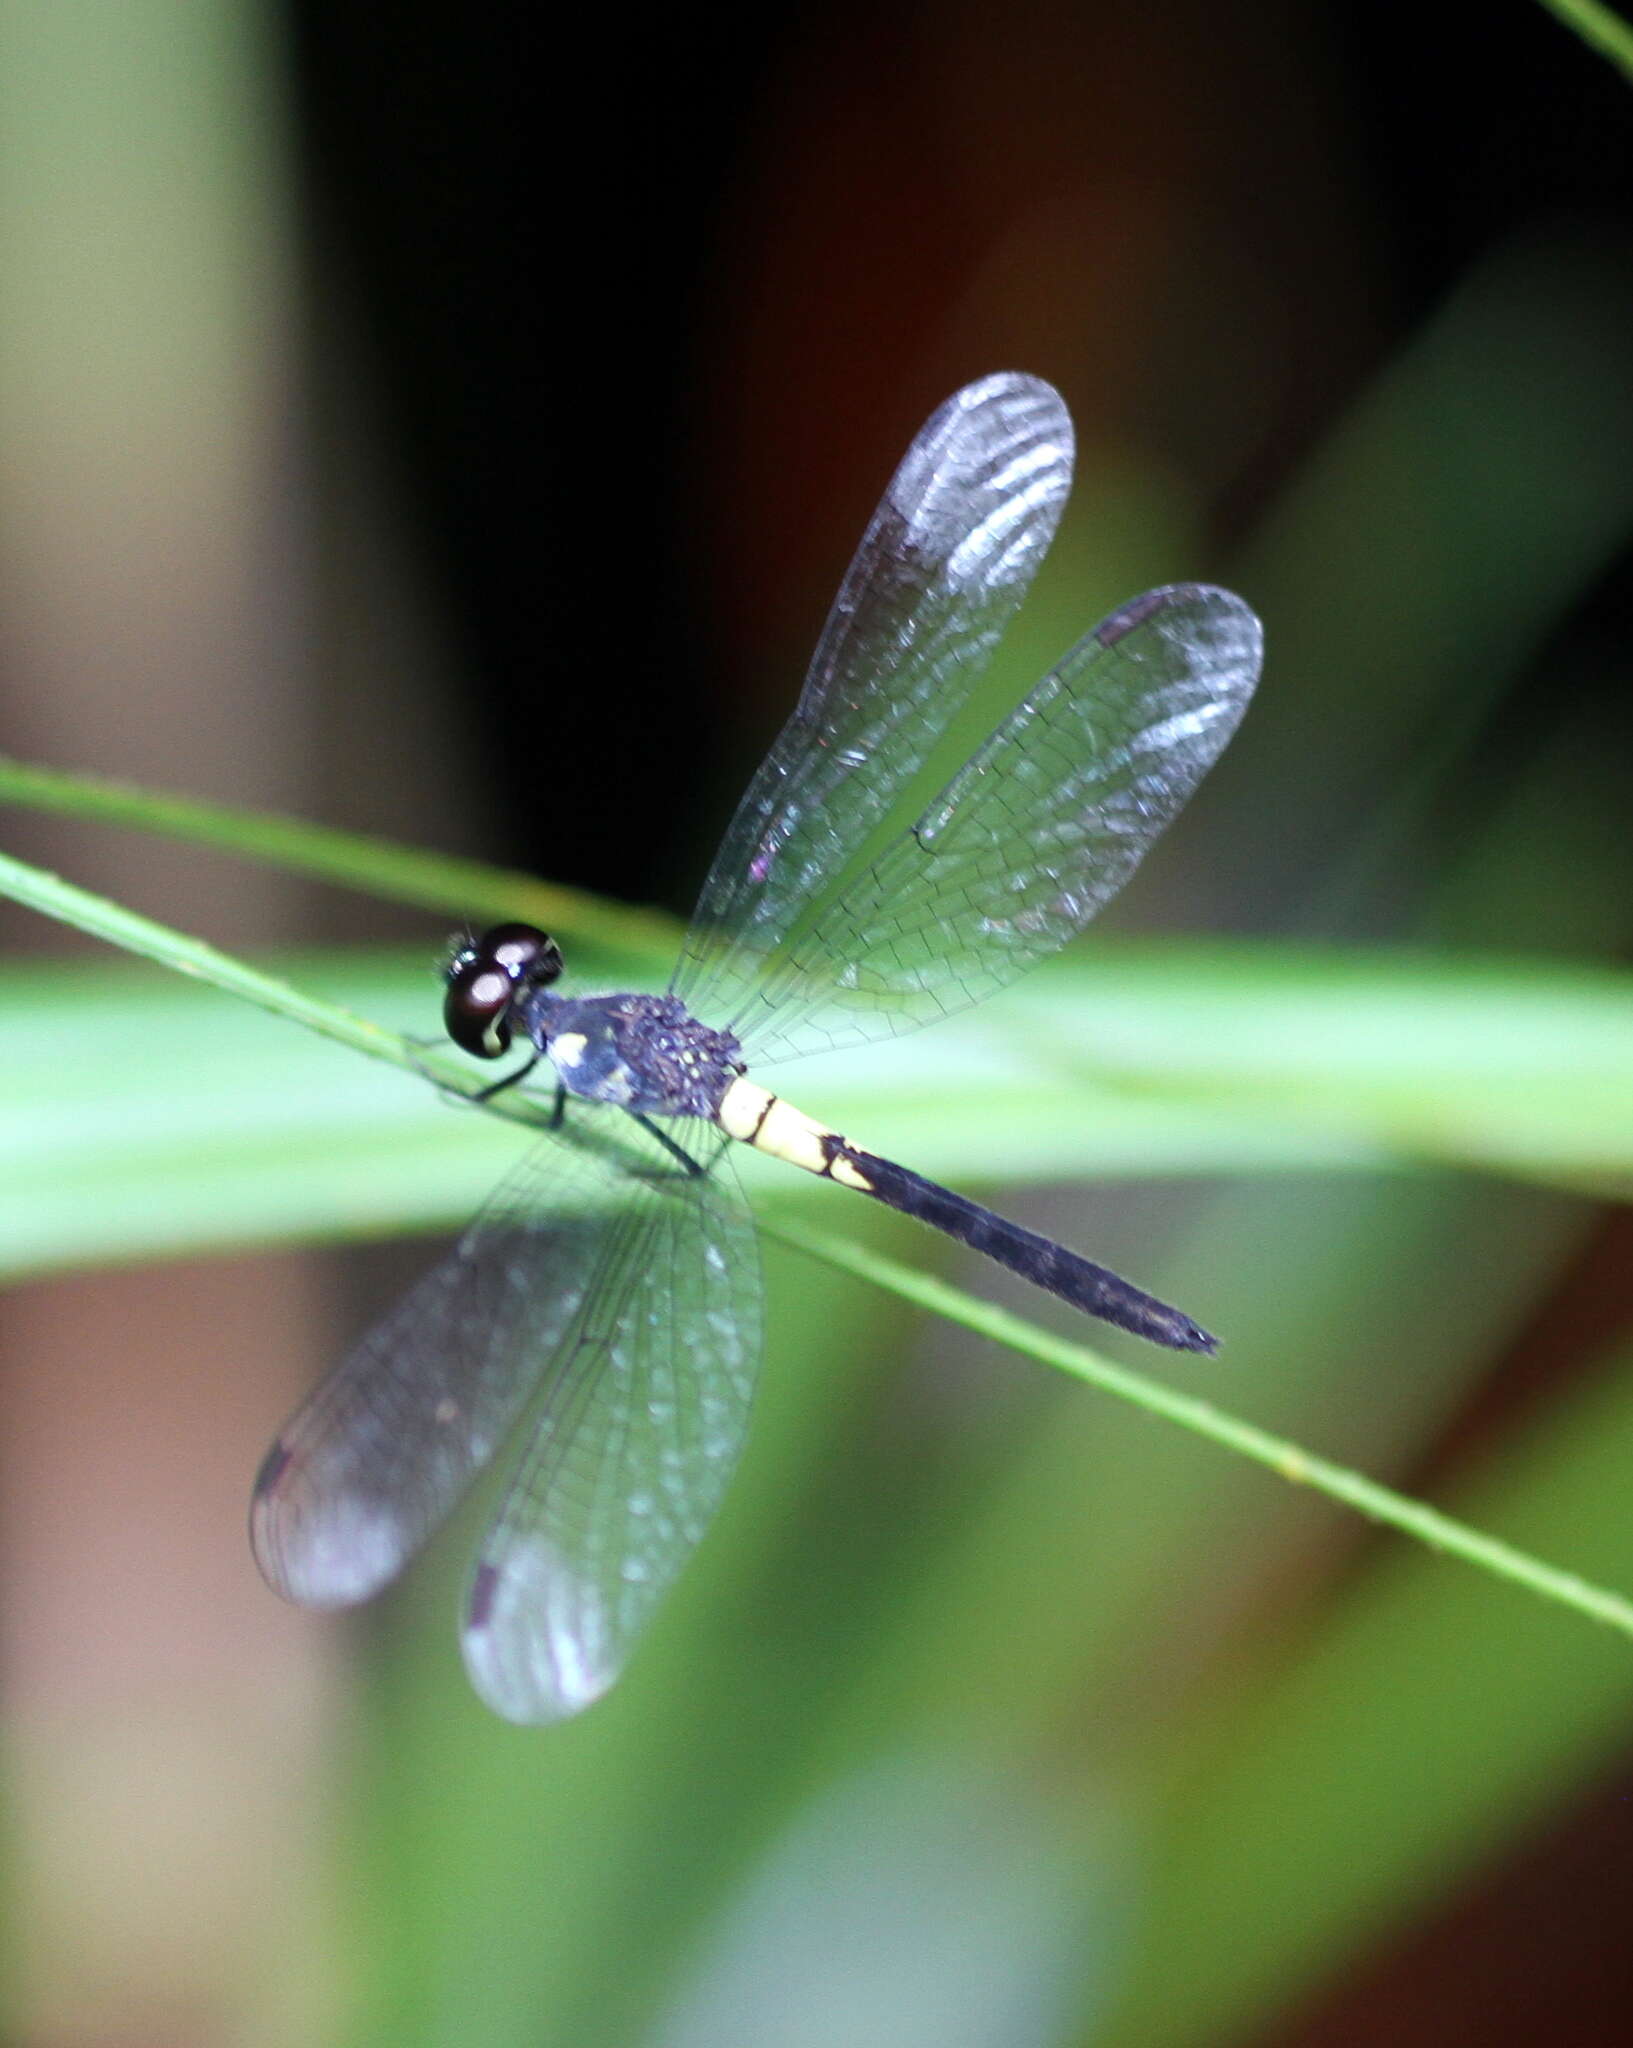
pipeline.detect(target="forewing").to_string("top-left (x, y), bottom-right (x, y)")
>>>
top-left (672, 372), bottom-right (1074, 1026)
top-left (461, 1127), bottom-right (760, 1724)
top-left (251, 1108), bottom-right (688, 1611)
top-left (726, 584), bottom-right (1263, 1066)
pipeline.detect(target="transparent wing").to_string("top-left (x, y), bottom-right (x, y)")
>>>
top-left (251, 1108), bottom-right (732, 1613)
top-left (460, 1126), bottom-right (759, 1723)
top-left (719, 584), bottom-right (1263, 1066)
top-left (671, 371), bottom-right (1074, 1025)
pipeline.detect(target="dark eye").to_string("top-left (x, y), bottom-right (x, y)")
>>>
top-left (441, 924), bottom-right (563, 1058)
top-left (481, 923), bottom-right (564, 985)
top-left (444, 960), bottom-right (517, 1058)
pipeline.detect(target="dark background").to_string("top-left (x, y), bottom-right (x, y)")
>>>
top-left (290, 0), bottom-right (1633, 910)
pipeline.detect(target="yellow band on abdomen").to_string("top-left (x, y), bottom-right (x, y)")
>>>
top-left (717, 1077), bottom-right (875, 1192)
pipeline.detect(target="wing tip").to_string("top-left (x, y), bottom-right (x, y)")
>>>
top-left (249, 1452), bottom-right (415, 1613)
top-left (932, 370), bottom-right (1074, 473)
top-left (461, 1574), bottom-right (618, 1727)
top-left (1095, 581), bottom-right (1264, 655)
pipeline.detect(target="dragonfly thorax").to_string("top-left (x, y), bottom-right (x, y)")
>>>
top-left (521, 989), bottom-right (746, 1120)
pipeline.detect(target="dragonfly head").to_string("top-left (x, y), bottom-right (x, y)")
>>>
top-left (443, 923), bottom-right (564, 1058)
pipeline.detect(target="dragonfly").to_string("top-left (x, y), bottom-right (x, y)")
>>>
top-left (252, 372), bottom-right (1263, 1724)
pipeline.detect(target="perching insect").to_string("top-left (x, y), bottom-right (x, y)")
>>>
top-left (253, 373), bottom-right (1263, 1722)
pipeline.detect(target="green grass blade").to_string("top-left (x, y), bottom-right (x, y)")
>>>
top-left (0, 848), bottom-right (1630, 1662)
top-left (0, 753), bottom-right (677, 961)
top-left (1533, 0), bottom-right (1633, 82)
top-left (777, 1220), bottom-right (1633, 1644)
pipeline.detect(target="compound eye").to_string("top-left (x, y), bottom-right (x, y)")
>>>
top-left (444, 957), bottom-right (516, 1058)
top-left (479, 922), bottom-right (564, 987)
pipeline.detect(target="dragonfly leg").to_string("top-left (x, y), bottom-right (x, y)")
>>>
top-left (632, 1113), bottom-right (709, 1178)
top-left (474, 1067), bottom-right (571, 1134)
top-left (469, 1050), bottom-right (543, 1104)
top-left (402, 1036), bottom-right (542, 1111)
top-left (430, 1052), bottom-right (565, 1130)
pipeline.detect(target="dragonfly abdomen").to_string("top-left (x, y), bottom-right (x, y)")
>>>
top-left (717, 1077), bottom-right (1216, 1354)
top-left (838, 1146), bottom-right (1218, 1353)
top-left (716, 1077), bottom-right (875, 1191)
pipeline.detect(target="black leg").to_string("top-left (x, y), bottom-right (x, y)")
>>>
top-left (406, 1039), bottom-right (541, 1112)
top-left (633, 1113), bottom-right (707, 1177)
top-left (479, 1068), bottom-right (575, 1139)
top-left (470, 1050), bottom-right (542, 1104)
